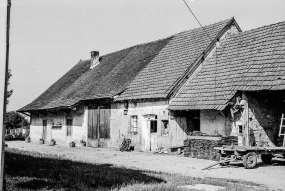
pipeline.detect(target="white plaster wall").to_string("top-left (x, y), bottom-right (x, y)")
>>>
top-left (30, 125), bottom-right (43, 143)
top-left (110, 100), bottom-right (171, 151)
top-left (29, 105), bottom-right (87, 146)
top-left (200, 110), bottom-right (231, 136)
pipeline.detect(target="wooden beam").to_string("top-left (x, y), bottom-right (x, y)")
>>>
top-left (29, 111), bottom-right (39, 117)
top-left (46, 110), bottom-right (57, 115)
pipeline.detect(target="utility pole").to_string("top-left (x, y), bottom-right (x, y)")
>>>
top-left (0, 0), bottom-right (11, 190)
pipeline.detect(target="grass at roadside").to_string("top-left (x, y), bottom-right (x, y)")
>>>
top-left (5, 148), bottom-right (268, 191)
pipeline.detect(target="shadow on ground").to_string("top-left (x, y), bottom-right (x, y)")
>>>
top-left (5, 148), bottom-right (164, 191)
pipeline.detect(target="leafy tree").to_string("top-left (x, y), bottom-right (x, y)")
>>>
top-left (6, 69), bottom-right (13, 105)
top-left (6, 111), bottom-right (29, 130)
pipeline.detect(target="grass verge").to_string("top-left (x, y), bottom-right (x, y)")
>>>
top-left (5, 148), bottom-right (269, 191)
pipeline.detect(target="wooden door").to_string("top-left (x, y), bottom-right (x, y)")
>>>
top-left (142, 117), bottom-right (158, 152)
top-left (42, 120), bottom-right (47, 141)
top-left (88, 105), bottom-right (110, 147)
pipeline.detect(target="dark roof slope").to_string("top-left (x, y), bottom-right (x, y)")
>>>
top-left (117, 18), bottom-right (233, 100)
top-left (19, 37), bottom-right (171, 111)
top-left (169, 21), bottom-right (285, 110)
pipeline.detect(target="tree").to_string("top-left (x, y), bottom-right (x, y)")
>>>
top-left (6, 69), bottom-right (13, 105)
top-left (5, 111), bottom-right (29, 130)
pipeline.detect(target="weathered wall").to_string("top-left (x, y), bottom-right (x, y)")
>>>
top-left (169, 114), bottom-right (187, 147)
top-left (200, 110), bottom-right (231, 136)
top-left (110, 100), bottom-right (170, 151)
top-left (29, 106), bottom-right (87, 145)
top-left (247, 91), bottom-right (285, 147)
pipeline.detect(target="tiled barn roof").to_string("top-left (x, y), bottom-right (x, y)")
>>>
top-left (117, 18), bottom-right (233, 100)
top-left (19, 37), bottom-right (171, 112)
top-left (168, 21), bottom-right (285, 110)
top-left (19, 18), bottom-right (235, 112)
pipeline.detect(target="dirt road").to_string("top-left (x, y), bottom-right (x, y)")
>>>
top-left (6, 141), bottom-right (285, 190)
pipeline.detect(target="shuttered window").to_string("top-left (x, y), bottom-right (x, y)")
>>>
top-left (131, 116), bottom-right (138, 134)
top-left (66, 119), bottom-right (73, 136)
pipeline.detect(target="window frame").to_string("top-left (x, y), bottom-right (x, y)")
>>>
top-left (130, 115), bottom-right (138, 134)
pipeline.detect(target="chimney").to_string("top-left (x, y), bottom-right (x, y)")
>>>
top-left (90, 51), bottom-right (100, 69)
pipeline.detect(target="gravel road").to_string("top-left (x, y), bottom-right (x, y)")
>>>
top-left (6, 141), bottom-right (285, 190)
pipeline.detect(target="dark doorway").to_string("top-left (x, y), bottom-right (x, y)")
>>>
top-left (186, 110), bottom-right (200, 133)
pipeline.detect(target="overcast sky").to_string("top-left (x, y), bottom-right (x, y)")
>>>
top-left (7, 0), bottom-right (285, 111)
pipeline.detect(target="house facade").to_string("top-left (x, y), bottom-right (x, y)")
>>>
top-left (168, 21), bottom-right (285, 147)
top-left (19, 18), bottom-right (244, 151)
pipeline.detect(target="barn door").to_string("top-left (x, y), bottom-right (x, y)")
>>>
top-left (88, 105), bottom-right (110, 147)
top-left (42, 120), bottom-right (47, 141)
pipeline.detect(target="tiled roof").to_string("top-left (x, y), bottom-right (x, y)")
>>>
top-left (168, 21), bottom-right (285, 110)
top-left (117, 18), bottom-right (233, 100)
top-left (19, 37), bottom-right (171, 112)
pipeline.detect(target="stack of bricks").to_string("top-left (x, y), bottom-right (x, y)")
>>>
top-left (184, 139), bottom-right (219, 160)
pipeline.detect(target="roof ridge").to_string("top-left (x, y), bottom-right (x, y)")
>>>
top-left (239, 20), bottom-right (285, 35)
top-left (173, 18), bottom-right (232, 37)
top-left (98, 35), bottom-right (174, 59)
top-left (92, 18), bottom-right (233, 60)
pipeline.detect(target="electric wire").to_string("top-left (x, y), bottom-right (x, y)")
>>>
top-left (182, 0), bottom-right (213, 41)
top-left (181, 0), bottom-right (219, 107)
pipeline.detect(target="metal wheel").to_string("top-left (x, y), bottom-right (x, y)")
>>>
top-left (243, 152), bottom-right (257, 169)
top-left (261, 154), bottom-right (272, 164)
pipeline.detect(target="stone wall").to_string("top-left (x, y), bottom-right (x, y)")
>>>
top-left (247, 91), bottom-right (285, 147)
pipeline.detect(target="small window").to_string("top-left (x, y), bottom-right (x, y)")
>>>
top-left (161, 120), bottom-right (169, 136)
top-left (238, 125), bottom-right (243, 134)
top-left (131, 116), bottom-right (138, 134)
top-left (66, 119), bottom-right (73, 136)
top-left (150, 120), bottom-right (157, 133)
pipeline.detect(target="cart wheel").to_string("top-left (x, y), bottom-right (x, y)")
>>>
top-left (261, 154), bottom-right (272, 164)
top-left (243, 152), bottom-right (257, 169)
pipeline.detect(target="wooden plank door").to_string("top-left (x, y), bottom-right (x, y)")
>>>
top-left (88, 105), bottom-right (110, 147)
top-left (42, 120), bottom-right (47, 141)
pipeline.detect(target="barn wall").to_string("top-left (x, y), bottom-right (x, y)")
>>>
top-left (110, 100), bottom-right (171, 151)
top-left (247, 92), bottom-right (284, 147)
top-left (169, 113), bottom-right (187, 147)
top-left (200, 110), bottom-right (231, 136)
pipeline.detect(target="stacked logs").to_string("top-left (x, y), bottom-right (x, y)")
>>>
top-left (184, 136), bottom-right (238, 160)
top-left (184, 139), bottom-right (220, 160)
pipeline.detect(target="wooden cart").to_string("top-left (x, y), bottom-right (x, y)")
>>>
top-left (214, 145), bottom-right (285, 169)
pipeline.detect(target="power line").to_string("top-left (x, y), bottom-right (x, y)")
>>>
top-left (182, 0), bottom-right (213, 41)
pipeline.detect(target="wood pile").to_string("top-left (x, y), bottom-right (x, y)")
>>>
top-left (184, 135), bottom-right (238, 160)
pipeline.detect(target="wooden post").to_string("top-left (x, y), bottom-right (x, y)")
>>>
top-left (0, 0), bottom-right (10, 190)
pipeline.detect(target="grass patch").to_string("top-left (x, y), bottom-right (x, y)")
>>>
top-left (5, 148), bottom-right (269, 191)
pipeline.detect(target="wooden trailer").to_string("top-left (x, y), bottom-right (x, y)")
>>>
top-left (214, 145), bottom-right (285, 169)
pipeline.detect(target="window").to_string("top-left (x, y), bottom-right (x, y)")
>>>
top-left (161, 120), bottom-right (169, 136)
top-left (238, 125), bottom-right (243, 134)
top-left (66, 119), bottom-right (73, 136)
top-left (150, 120), bottom-right (157, 133)
top-left (131, 116), bottom-right (138, 134)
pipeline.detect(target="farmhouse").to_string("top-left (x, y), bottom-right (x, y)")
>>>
top-left (169, 21), bottom-right (285, 147)
top-left (18, 18), bottom-right (241, 151)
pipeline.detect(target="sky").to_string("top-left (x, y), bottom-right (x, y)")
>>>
top-left (7, 0), bottom-right (285, 111)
